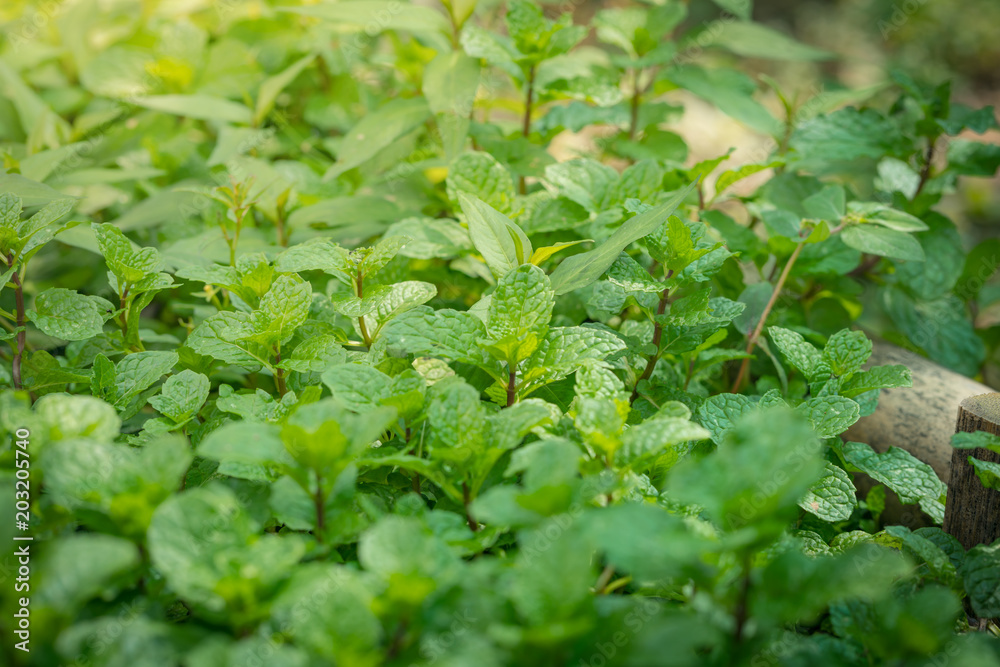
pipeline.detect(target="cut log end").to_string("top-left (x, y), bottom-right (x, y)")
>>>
top-left (943, 392), bottom-right (1000, 552)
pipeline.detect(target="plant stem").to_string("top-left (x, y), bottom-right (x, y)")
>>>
top-left (406, 426), bottom-right (421, 493)
top-left (630, 279), bottom-right (671, 405)
top-left (506, 366), bottom-right (517, 407)
top-left (118, 285), bottom-right (130, 344)
top-left (595, 563), bottom-right (615, 595)
top-left (733, 553), bottom-right (752, 644)
top-left (314, 472), bottom-right (325, 543)
top-left (518, 64), bottom-right (536, 195)
top-left (273, 348), bottom-right (287, 397)
top-left (731, 240), bottom-right (805, 393)
top-left (275, 203), bottom-right (288, 248)
top-left (386, 617), bottom-right (409, 660)
top-left (683, 357), bottom-right (696, 391)
top-left (231, 208), bottom-right (246, 266)
top-left (628, 67), bottom-right (641, 141)
top-left (9, 256), bottom-right (25, 390)
top-left (356, 267), bottom-right (372, 347)
top-left (462, 481), bottom-right (478, 532)
top-left (914, 140), bottom-right (935, 198)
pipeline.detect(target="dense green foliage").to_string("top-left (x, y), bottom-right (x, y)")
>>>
top-left (2, 0), bottom-right (1000, 665)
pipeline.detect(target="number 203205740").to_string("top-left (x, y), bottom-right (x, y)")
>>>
top-left (14, 428), bottom-right (30, 528)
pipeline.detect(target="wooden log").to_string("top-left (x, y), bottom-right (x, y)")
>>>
top-left (844, 341), bottom-right (995, 527)
top-left (844, 342), bottom-right (994, 484)
top-left (943, 393), bottom-right (1000, 550)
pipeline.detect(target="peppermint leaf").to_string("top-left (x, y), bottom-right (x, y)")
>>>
top-left (27, 288), bottom-right (106, 341)
top-left (149, 369), bottom-right (210, 424)
top-left (800, 462), bottom-right (857, 522)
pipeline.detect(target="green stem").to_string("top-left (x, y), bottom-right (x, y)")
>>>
top-left (406, 426), bottom-right (421, 493)
top-left (9, 256), bottom-right (25, 390)
top-left (275, 203), bottom-right (288, 248)
top-left (274, 347), bottom-right (287, 397)
top-left (628, 67), bottom-right (641, 141)
top-left (356, 267), bottom-right (372, 347)
top-left (518, 64), bottom-right (536, 195)
top-left (683, 356), bottom-right (696, 391)
top-left (630, 280), bottom-right (671, 405)
top-left (731, 240), bottom-right (805, 393)
top-left (118, 285), bottom-right (130, 343)
top-left (462, 482), bottom-right (478, 532)
top-left (231, 208), bottom-right (246, 266)
top-left (595, 563), bottom-right (616, 595)
top-left (914, 139), bottom-right (935, 198)
top-left (506, 366), bottom-right (517, 407)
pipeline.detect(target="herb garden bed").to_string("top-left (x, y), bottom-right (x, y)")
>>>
top-left (2, 1), bottom-right (1000, 665)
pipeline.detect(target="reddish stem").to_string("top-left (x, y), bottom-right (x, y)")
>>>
top-left (731, 241), bottom-right (805, 393)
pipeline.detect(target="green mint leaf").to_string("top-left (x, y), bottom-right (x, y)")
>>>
top-left (27, 288), bottom-right (106, 341)
top-left (113, 350), bottom-right (178, 409)
top-left (0, 192), bottom-right (22, 254)
top-left (149, 369), bottom-right (210, 424)
top-left (92, 222), bottom-right (160, 284)
top-left (549, 182), bottom-right (695, 295)
top-left (696, 393), bottom-right (756, 445)
top-left (386, 307), bottom-right (494, 370)
top-left (800, 462), bottom-right (857, 522)
top-left (841, 225), bottom-right (925, 262)
top-left (459, 193), bottom-right (532, 279)
top-left (669, 409), bottom-right (823, 536)
top-left (198, 422), bottom-right (294, 470)
top-left (248, 274), bottom-right (312, 347)
top-left (617, 416), bottom-right (710, 471)
top-left (822, 329), bottom-right (873, 377)
top-left (322, 364), bottom-right (391, 413)
top-left (42, 435), bottom-right (191, 538)
top-left (362, 280), bottom-right (437, 341)
top-left (839, 365), bottom-right (911, 398)
top-left (384, 217), bottom-right (471, 260)
top-left (323, 97), bottom-right (431, 180)
top-left (278, 335), bottom-right (347, 374)
top-left (960, 543), bottom-right (1000, 618)
top-left (969, 457), bottom-right (1000, 491)
top-left (148, 484), bottom-right (305, 612)
top-left (185, 311), bottom-right (270, 371)
top-left (543, 158), bottom-right (618, 212)
top-left (17, 197), bottom-right (74, 243)
top-left (606, 253), bottom-right (663, 293)
top-left (216, 385), bottom-right (299, 423)
top-left (951, 430), bottom-right (1000, 453)
top-left (843, 441), bottom-right (946, 523)
top-left (447, 152), bottom-right (516, 215)
top-left (424, 51), bottom-right (480, 116)
top-left (796, 396), bottom-right (860, 438)
top-left (487, 264), bottom-right (554, 342)
top-left (761, 209), bottom-right (802, 239)
top-left (768, 326), bottom-right (826, 380)
top-left (274, 239), bottom-right (352, 276)
top-left (802, 184), bottom-right (846, 222)
top-left (271, 565), bottom-right (382, 661)
top-left (34, 393), bottom-right (121, 442)
top-left (357, 235), bottom-right (410, 278)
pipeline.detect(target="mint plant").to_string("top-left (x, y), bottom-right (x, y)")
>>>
top-left (2, 1), bottom-right (1000, 666)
